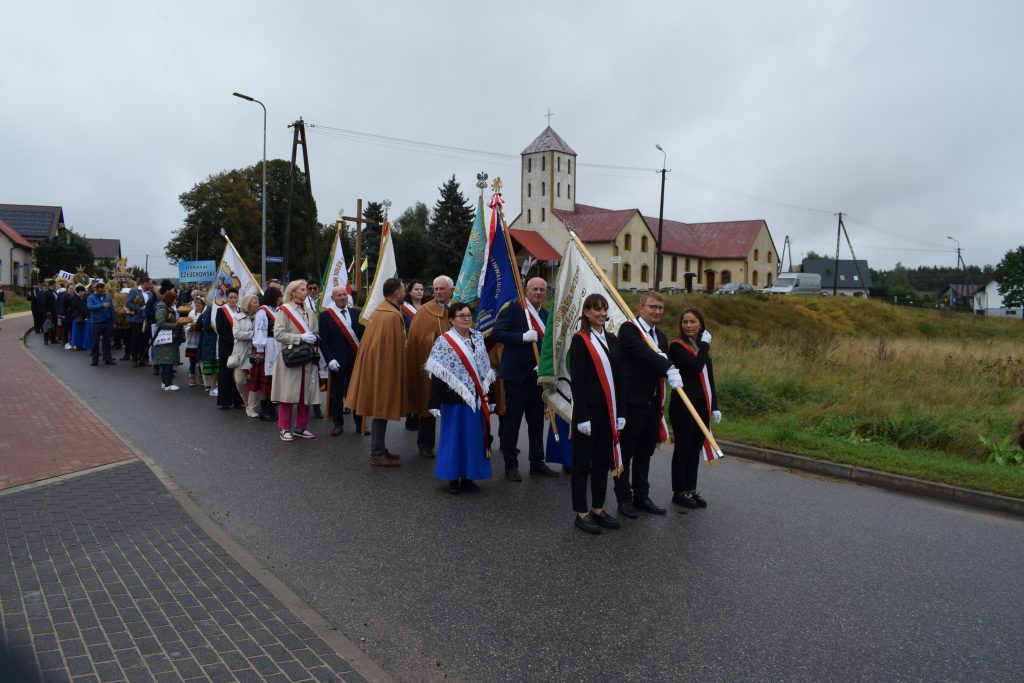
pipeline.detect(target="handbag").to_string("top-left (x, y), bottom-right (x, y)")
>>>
top-left (172, 326), bottom-right (186, 345)
top-left (281, 342), bottom-right (319, 368)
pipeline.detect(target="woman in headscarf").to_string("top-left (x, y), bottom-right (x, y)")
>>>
top-left (424, 302), bottom-right (495, 494)
top-left (272, 280), bottom-right (321, 441)
top-left (232, 294), bottom-right (261, 418)
top-left (568, 293), bottom-right (625, 535)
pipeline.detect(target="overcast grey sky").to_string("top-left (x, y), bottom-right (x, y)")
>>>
top-left (3, 1), bottom-right (1022, 278)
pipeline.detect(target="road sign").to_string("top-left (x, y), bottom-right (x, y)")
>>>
top-left (610, 256), bottom-right (622, 264)
top-left (266, 256), bottom-right (284, 264)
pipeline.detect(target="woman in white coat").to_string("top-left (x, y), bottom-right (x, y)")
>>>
top-left (232, 294), bottom-right (261, 418)
top-left (272, 280), bottom-right (321, 441)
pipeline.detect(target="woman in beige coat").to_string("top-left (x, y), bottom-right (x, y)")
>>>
top-left (232, 294), bottom-right (261, 418)
top-left (272, 280), bottom-right (321, 441)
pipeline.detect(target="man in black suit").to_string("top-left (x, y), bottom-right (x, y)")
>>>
top-left (614, 290), bottom-right (683, 518)
top-left (42, 280), bottom-right (59, 344)
top-left (491, 277), bottom-right (559, 481)
top-left (318, 285), bottom-right (364, 435)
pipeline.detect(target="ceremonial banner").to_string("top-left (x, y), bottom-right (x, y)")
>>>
top-left (475, 195), bottom-right (519, 336)
top-left (319, 226), bottom-right (350, 310)
top-left (537, 235), bottom-right (629, 422)
top-left (358, 219), bottom-right (398, 325)
top-left (453, 195), bottom-right (487, 304)
top-left (207, 238), bottom-right (262, 306)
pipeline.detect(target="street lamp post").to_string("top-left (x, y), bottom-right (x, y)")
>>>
top-left (654, 144), bottom-right (668, 290)
top-left (233, 92), bottom-right (267, 287)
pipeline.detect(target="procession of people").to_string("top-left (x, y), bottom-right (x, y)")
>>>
top-left (34, 272), bottom-right (721, 535)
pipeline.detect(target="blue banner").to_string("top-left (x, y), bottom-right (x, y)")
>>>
top-left (178, 260), bottom-right (217, 281)
top-left (476, 199), bottom-right (519, 336)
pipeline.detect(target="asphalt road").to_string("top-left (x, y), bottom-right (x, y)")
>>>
top-left (28, 336), bottom-right (1024, 682)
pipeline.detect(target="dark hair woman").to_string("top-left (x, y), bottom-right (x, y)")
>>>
top-left (154, 289), bottom-right (188, 390)
top-left (215, 288), bottom-right (243, 409)
top-left (424, 302), bottom-right (495, 494)
top-left (667, 307), bottom-right (720, 510)
top-left (567, 293), bottom-right (625, 535)
top-left (249, 286), bottom-right (283, 421)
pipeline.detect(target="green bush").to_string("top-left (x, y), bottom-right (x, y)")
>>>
top-left (717, 377), bottom-right (784, 416)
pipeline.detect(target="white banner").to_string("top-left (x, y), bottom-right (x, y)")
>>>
top-left (358, 220), bottom-right (398, 325)
top-left (319, 226), bottom-right (350, 310)
top-left (207, 238), bottom-right (262, 306)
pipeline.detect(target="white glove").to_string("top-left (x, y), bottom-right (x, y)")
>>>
top-left (615, 417), bottom-right (626, 431)
top-left (577, 421), bottom-right (592, 436)
top-left (701, 330), bottom-right (712, 344)
top-left (301, 332), bottom-right (317, 344)
top-left (657, 351), bottom-right (668, 360)
top-left (328, 359), bottom-right (340, 372)
top-left (429, 408), bottom-right (441, 418)
top-left (666, 368), bottom-right (683, 390)
top-left (522, 330), bottom-right (539, 343)
top-left (712, 410), bottom-right (722, 425)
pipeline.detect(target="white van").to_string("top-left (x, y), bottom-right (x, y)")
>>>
top-left (765, 272), bottom-right (821, 295)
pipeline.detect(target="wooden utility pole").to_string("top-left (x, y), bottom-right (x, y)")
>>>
top-left (832, 213), bottom-right (868, 296)
top-left (282, 118), bottom-right (322, 281)
top-left (339, 198), bottom-right (381, 300)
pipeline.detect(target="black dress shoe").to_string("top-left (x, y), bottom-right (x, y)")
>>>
top-left (330, 425), bottom-right (344, 436)
top-left (460, 478), bottom-right (481, 493)
top-left (634, 497), bottom-right (667, 515)
top-left (617, 500), bottom-right (640, 519)
top-left (574, 514), bottom-right (601, 535)
top-left (90, 361), bottom-right (98, 366)
top-left (105, 360), bottom-right (116, 365)
top-left (529, 463), bottom-right (559, 477)
top-left (447, 480), bottom-right (461, 495)
top-left (504, 469), bottom-right (522, 482)
top-left (592, 510), bottom-right (620, 529)
top-left (692, 491), bottom-right (708, 508)
top-left (672, 492), bottom-right (700, 509)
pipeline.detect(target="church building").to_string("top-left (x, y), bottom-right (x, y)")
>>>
top-left (505, 127), bottom-right (779, 292)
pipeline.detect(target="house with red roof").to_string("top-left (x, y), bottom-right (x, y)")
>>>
top-left (506, 127), bottom-right (779, 292)
top-left (0, 218), bottom-right (34, 286)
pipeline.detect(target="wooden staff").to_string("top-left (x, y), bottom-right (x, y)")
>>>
top-left (565, 230), bottom-right (724, 460)
top-left (494, 194), bottom-right (561, 441)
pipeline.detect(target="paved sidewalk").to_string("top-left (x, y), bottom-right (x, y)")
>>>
top-left (1, 316), bottom-right (377, 682)
top-left (0, 315), bottom-right (134, 490)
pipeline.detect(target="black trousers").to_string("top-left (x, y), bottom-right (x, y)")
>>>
top-left (217, 359), bottom-right (241, 407)
top-left (500, 378), bottom-right (544, 469)
top-left (571, 413), bottom-right (613, 513)
top-left (90, 322), bottom-right (113, 362)
top-left (614, 401), bottom-right (663, 503)
top-left (129, 322), bottom-right (147, 362)
top-left (669, 395), bottom-right (709, 492)
top-left (417, 414), bottom-right (437, 452)
top-left (327, 370), bottom-right (360, 430)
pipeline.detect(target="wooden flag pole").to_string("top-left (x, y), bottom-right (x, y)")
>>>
top-left (493, 181), bottom-right (560, 440)
top-left (565, 229), bottom-right (724, 459)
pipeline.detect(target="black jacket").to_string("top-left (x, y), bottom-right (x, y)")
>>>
top-left (618, 319), bottom-right (672, 407)
top-left (491, 303), bottom-right (548, 383)
top-left (568, 330), bottom-right (625, 426)
top-left (318, 307), bottom-right (363, 374)
top-left (70, 294), bottom-right (89, 322)
top-left (668, 339), bottom-right (718, 417)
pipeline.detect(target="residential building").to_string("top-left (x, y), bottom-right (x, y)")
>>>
top-left (973, 280), bottom-right (1023, 318)
top-left (801, 258), bottom-right (872, 297)
top-left (0, 218), bottom-right (33, 286)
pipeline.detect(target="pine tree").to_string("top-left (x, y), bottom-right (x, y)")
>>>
top-left (427, 176), bottom-right (475, 279)
top-left (393, 202), bottom-right (431, 282)
top-left (361, 201), bottom-right (385, 283)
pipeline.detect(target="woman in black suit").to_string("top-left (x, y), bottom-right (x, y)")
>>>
top-left (668, 307), bottom-right (720, 509)
top-left (568, 293), bottom-right (626, 535)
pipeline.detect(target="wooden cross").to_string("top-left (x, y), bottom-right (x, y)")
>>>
top-left (339, 198), bottom-right (381, 296)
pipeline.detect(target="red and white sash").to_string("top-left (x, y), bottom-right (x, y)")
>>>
top-left (220, 305), bottom-right (235, 329)
top-left (280, 302), bottom-right (311, 336)
top-left (631, 321), bottom-right (669, 443)
top-left (576, 331), bottom-right (623, 475)
top-left (670, 339), bottom-right (718, 463)
top-left (443, 331), bottom-right (491, 455)
top-left (327, 307), bottom-right (360, 353)
top-left (524, 302), bottom-right (545, 343)
top-left (258, 305), bottom-right (276, 325)
top-left (401, 302), bottom-right (417, 317)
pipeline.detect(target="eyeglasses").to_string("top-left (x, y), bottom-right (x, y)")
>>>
top-left (644, 304), bottom-right (664, 311)
top-left (454, 314), bottom-right (473, 319)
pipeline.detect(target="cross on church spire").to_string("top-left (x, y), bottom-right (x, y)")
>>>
top-left (545, 108), bottom-right (554, 126)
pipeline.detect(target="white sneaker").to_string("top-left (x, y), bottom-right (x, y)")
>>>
top-left (64, 343), bottom-right (72, 350)
top-left (210, 388), bottom-right (219, 397)
top-left (162, 384), bottom-right (181, 391)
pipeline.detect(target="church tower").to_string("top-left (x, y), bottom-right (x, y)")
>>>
top-left (518, 126), bottom-right (576, 250)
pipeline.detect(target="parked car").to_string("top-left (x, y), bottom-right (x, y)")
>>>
top-left (765, 272), bottom-right (822, 295)
top-left (715, 282), bottom-right (755, 295)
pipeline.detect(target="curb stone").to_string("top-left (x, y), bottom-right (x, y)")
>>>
top-left (721, 439), bottom-right (1024, 518)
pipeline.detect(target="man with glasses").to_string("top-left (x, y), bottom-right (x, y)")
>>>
top-left (614, 290), bottom-right (683, 518)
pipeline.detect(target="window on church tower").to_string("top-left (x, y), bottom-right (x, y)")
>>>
top-left (528, 158), bottom-right (532, 172)
top-left (641, 236), bottom-right (648, 253)
top-left (641, 265), bottom-right (649, 283)
top-left (622, 263), bottom-right (631, 282)
top-left (558, 157), bottom-right (561, 172)
top-left (568, 184), bottom-right (572, 199)
top-left (541, 208), bottom-right (545, 222)
top-left (541, 182), bottom-right (545, 196)
top-left (528, 183), bottom-right (531, 198)
top-left (568, 159), bottom-right (572, 174)
top-left (542, 156), bottom-right (546, 171)
top-left (527, 209), bottom-right (531, 224)
top-left (557, 182), bottom-right (561, 197)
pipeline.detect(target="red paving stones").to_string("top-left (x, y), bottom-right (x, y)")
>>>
top-left (0, 313), bottom-right (135, 490)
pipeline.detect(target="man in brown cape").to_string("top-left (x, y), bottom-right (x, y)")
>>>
top-left (346, 278), bottom-right (407, 467)
top-left (405, 275), bottom-right (453, 458)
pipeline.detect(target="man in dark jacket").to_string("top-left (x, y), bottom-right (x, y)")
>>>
top-left (490, 277), bottom-right (558, 480)
top-left (42, 280), bottom-right (59, 344)
top-left (319, 286), bottom-right (364, 435)
top-left (614, 290), bottom-right (682, 518)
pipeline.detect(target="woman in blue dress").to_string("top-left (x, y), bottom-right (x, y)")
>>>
top-left (425, 302), bottom-right (495, 494)
top-left (69, 285), bottom-right (91, 351)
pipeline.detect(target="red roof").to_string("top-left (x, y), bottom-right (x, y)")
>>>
top-left (552, 205), bottom-right (646, 242)
top-left (0, 218), bottom-right (33, 250)
top-left (509, 229), bottom-right (561, 261)
top-left (644, 217), bottom-right (766, 258)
